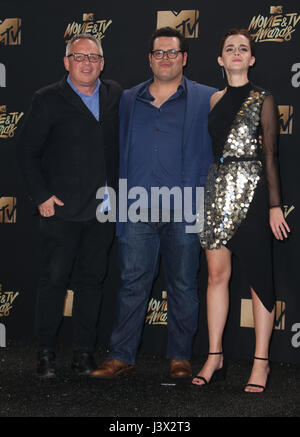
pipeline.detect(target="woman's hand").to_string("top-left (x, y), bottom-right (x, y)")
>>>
top-left (270, 207), bottom-right (290, 240)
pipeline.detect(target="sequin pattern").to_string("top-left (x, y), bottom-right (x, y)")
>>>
top-left (200, 90), bottom-right (266, 250)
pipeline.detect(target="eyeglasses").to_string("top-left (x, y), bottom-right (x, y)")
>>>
top-left (151, 49), bottom-right (183, 59)
top-left (67, 52), bottom-right (103, 63)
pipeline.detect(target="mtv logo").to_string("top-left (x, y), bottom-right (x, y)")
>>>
top-left (274, 301), bottom-right (286, 330)
top-left (63, 290), bottom-right (74, 317)
top-left (0, 63), bottom-right (6, 87)
top-left (270, 6), bottom-right (283, 14)
top-left (240, 299), bottom-right (285, 330)
top-left (283, 205), bottom-right (295, 219)
top-left (0, 18), bottom-right (21, 46)
top-left (278, 105), bottom-right (294, 134)
top-left (157, 10), bottom-right (199, 38)
top-left (0, 197), bottom-right (17, 223)
top-left (83, 13), bottom-right (94, 22)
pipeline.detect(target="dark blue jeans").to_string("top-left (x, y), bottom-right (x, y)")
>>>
top-left (108, 220), bottom-right (201, 364)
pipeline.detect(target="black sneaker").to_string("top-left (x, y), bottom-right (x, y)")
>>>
top-left (71, 351), bottom-right (96, 376)
top-left (37, 350), bottom-right (56, 378)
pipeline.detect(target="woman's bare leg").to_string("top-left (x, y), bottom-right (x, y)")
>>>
top-left (192, 246), bottom-right (231, 385)
top-left (244, 288), bottom-right (275, 392)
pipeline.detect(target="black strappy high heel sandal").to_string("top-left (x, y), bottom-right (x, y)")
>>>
top-left (244, 356), bottom-right (270, 393)
top-left (192, 352), bottom-right (227, 386)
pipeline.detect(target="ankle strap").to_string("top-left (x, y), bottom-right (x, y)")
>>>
top-left (254, 356), bottom-right (268, 361)
top-left (209, 352), bottom-right (223, 355)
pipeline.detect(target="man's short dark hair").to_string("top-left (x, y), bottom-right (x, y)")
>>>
top-left (149, 27), bottom-right (189, 53)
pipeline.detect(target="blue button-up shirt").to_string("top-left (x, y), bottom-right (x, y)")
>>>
top-left (67, 75), bottom-right (100, 120)
top-left (128, 80), bottom-right (186, 211)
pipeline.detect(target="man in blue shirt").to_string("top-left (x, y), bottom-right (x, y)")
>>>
top-left (18, 34), bottom-right (122, 378)
top-left (92, 27), bottom-right (216, 379)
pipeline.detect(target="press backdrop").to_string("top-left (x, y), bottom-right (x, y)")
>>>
top-left (0, 0), bottom-right (299, 363)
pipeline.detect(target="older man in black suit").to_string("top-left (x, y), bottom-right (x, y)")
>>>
top-left (18, 34), bottom-right (122, 378)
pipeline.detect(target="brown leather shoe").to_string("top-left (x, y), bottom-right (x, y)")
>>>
top-left (90, 359), bottom-right (135, 379)
top-left (170, 359), bottom-right (192, 379)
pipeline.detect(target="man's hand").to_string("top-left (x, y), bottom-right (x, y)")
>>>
top-left (38, 195), bottom-right (64, 217)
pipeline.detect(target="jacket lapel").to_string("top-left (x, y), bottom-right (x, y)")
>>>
top-left (99, 81), bottom-right (107, 122)
top-left (121, 80), bottom-right (151, 175)
top-left (182, 77), bottom-right (198, 149)
top-left (58, 76), bottom-right (97, 121)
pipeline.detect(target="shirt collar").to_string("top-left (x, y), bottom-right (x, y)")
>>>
top-left (137, 77), bottom-right (186, 101)
top-left (67, 75), bottom-right (101, 98)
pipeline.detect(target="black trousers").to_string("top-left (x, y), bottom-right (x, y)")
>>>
top-left (37, 216), bottom-right (115, 353)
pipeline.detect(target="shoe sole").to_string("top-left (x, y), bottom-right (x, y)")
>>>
top-left (37, 372), bottom-right (56, 379)
top-left (90, 367), bottom-right (135, 379)
top-left (72, 369), bottom-right (93, 376)
top-left (170, 373), bottom-right (192, 379)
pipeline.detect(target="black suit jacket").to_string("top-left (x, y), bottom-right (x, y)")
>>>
top-left (17, 76), bottom-right (122, 221)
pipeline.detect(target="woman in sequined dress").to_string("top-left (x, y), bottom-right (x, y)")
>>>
top-left (192, 29), bottom-right (290, 392)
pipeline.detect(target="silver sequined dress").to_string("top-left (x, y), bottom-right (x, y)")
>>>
top-left (200, 83), bottom-right (281, 312)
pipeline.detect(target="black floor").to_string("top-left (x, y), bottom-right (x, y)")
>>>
top-left (0, 342), bottom-right (299, 420)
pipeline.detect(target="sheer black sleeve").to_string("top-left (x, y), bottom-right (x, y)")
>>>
top-left (260, 94), bottom-right (282, 208)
